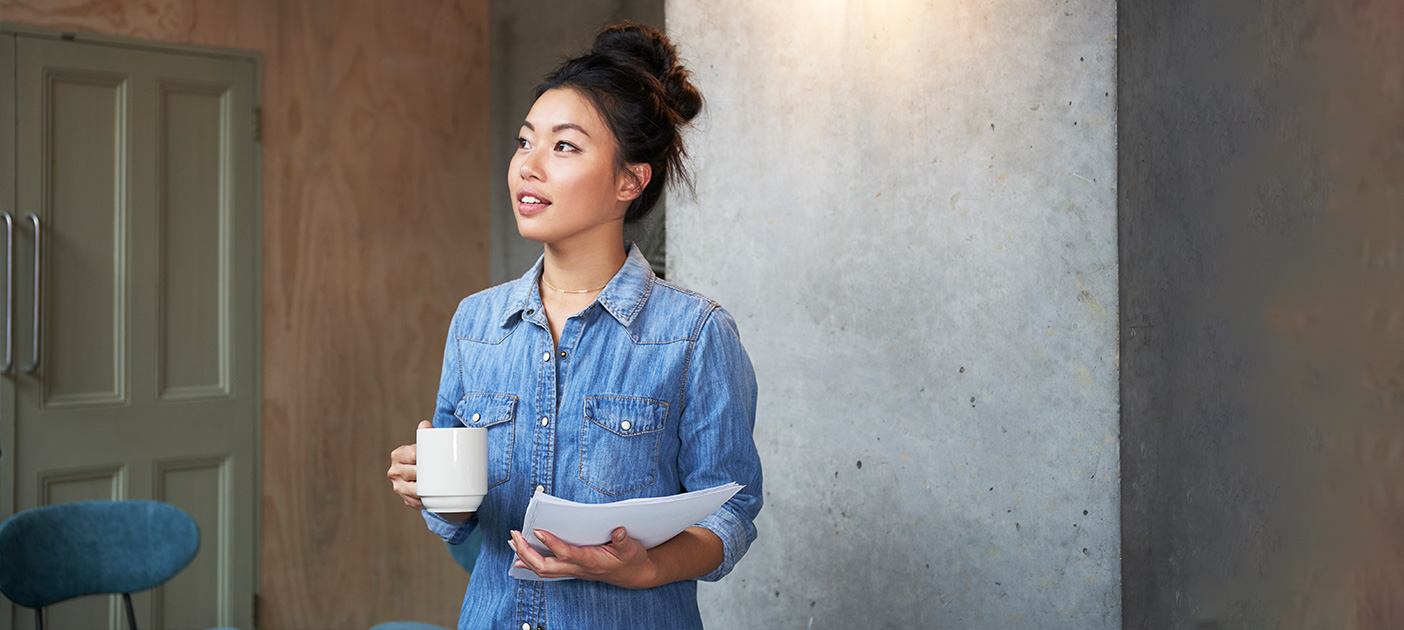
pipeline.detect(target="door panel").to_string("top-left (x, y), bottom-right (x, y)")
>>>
top-left (38, 464), bottom-right (123, 504)
top-left (44, 70), bottom-right (127, 407)
top-left (5, 32), bottom-right (259, 630)
top-left (153, 455), bottom-right (229, 629)
top-left (158, 84), bottom-right (229, 400)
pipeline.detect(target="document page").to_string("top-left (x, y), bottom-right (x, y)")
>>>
top-left (509, 482), bottom-right (743, 581)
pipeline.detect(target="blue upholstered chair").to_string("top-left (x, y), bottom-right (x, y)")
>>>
top-left (0, 500), bottom-right (200, 630)
top-left (369, 527), bottom-right (482, 630)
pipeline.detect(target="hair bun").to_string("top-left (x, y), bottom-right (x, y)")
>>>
top-left (592, 22), bottom-right (702, 122)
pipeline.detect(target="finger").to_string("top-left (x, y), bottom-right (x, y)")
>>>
top-left (387, 465), bottom-right (416, 485)
top-left (506, 538), bottom-right (529, 570)
top-left (511, 530), bottom-right (545, 564)
top-left (395, 485), bottom-right (424, 510)
top-left (418, 420), bottom-right (433, 430)
top-left (391, 478), bottom-right (422, 500)
top-left (390, 444), bottom-right (418, 466)
top-left (599, 528), bottom-right (644, 566)
top-left (532, 529), bottom-right (575, 562)
top-left (511, 531), bottom-right (554, 576)
top-left (387, 461), bottom-right (416, 481)
top-left (518, 531), bottom-right (579, 578)
top-left (610, 527), bottom-right (644, 551)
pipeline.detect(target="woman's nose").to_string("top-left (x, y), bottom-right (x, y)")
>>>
top-left (519, 151), bottom-right (542, 181)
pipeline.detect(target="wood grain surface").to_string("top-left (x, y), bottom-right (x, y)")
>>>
top-left (0, 1), bottom-right (491, 628)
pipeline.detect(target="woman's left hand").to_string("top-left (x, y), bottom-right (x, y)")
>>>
top-left (509, 527), bottom-right (658, 589)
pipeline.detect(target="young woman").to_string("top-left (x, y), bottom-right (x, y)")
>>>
top-left (387, 22), bottom-right (763, 630)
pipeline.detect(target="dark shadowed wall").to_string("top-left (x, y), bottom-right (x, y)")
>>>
top-left (1119, 0), bottom-right (1404, 627)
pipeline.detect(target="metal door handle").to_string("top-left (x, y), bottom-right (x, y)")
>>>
top-left (24, 213), bottom-right (40, 374)
top-left (2, 212), bottom-right (11, 374)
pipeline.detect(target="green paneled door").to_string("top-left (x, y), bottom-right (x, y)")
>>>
top-left (0, 30), bottom-right (260, 630)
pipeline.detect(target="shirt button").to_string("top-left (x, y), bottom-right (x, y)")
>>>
top-left (540, 416), bottom-right (549, 427)
top-left (521, 624), bottom-right (530, 630)
top-left (541, 351), bottom-right (550, 362)
top-left (471, 413), bottom-right (480, 422)
top-left (559, 350), bottom-right (568, 359)
top-left (535, 484), bottom-right (545, 494)
top-left (524, 308), bottom-right (534, 316)
top-left (620, 420), bottom-right (632, 431)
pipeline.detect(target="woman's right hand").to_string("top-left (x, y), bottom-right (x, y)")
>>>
top-left (389, 420), bottom-right (475, 521)
top-left (388, 420), bottom-right (434, 510)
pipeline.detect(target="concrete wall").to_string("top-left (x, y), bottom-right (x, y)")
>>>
top-left (666, 2), bottom-right (1120, 627)
top-left (488, 0), bottom-right (664, 284)
top-left (1119, 0), bottom-right (1404, 627)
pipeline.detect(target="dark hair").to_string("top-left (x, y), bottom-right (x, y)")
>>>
top-left (535, 21), bottom-right (702, 224)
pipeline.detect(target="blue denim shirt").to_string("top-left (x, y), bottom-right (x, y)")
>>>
top-left (421, 243), bottom-right (763, 630)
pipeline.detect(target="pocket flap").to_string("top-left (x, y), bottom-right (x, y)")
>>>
top-left (456, 393), bottom-right (517, 427)
top-left (584, 396), bottom-right (668, 436)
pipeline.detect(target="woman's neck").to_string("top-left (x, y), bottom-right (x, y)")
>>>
top-left (540, 235), bottom-right (628, 294)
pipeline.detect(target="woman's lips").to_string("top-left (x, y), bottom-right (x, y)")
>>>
top-left (517, 191), bottom-right (551, 216)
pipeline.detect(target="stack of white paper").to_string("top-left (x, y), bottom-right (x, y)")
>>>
top-left (509, 482), bottom-right (743, 581)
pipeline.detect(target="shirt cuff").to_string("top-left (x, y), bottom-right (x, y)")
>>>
top-left (694, 504), bottom-right (754, 582)
top-left (421, 509), bottom-right (477, 545)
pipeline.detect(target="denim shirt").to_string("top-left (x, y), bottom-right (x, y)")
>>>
top-left (421, 243), bottom-right (763, 630)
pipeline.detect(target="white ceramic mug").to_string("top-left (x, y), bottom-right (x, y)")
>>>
top-left (416, 427), bottom-right (488, 513)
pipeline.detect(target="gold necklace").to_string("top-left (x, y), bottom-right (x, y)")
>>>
top-left (541, 276), bottom-right (608, 294)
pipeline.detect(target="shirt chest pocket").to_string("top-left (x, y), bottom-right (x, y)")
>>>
top-left (455, 393), bottom-right (516, 489)
top-left (579, 396), bottom-right (669, 496)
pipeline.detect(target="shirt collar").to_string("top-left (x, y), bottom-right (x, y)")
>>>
top-left (498, 242), bottom-right (655, 328)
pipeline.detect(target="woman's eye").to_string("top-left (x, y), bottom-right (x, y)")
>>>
top-left (555, 141), bottom-right (578, 152)
top-left (516, 137), bottom-right (530, 149)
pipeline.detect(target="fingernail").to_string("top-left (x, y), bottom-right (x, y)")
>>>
top-left (533, 530), bottom-right (546, 541)
top-left (613, 529), bottom-right (626, 542)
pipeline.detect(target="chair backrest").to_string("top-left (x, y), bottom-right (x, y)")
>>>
top-left (0, 500), bottom-right (199, 608)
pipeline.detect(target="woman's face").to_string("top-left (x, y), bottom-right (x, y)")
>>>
top-left (509, 88), bottom-right (642, 245)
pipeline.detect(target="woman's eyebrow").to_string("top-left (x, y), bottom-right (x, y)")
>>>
top-left (552, 123), bottom-right (590, 137)
top-left (520, 120), bottom-right (591, 138)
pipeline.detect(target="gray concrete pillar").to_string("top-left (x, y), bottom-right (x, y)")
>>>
top-left (666, 1), bottom-right (1120, 627)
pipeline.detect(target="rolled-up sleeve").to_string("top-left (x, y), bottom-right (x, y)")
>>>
top-left (678, 306), bottom-right (763, 582)
top-left (422, 510), bottom-right (477, 544)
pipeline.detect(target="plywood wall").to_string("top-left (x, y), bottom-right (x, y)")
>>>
top-left (0, 1), bottom-right (490, 628)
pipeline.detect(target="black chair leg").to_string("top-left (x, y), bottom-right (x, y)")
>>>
top-left (122, 593), bottom-right (138, 630)
top-left (34, 607), bottom-right (42, 630)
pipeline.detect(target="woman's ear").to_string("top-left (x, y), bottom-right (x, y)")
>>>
top-left (617, 163), bottom-right (653, 202)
